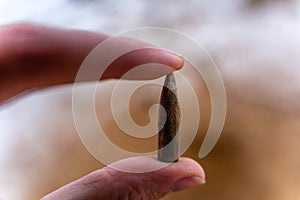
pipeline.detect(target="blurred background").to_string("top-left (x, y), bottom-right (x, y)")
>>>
top-left (1, 0), bottom-right (300, 199)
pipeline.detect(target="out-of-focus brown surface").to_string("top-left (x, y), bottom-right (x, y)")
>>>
top-left (1, 0), bottom-right (300, 200)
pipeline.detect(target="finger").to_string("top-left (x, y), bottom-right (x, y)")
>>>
top-left (42, 157), bottom-right (205, 200)
top-left (102, 47), bottom-right (183, 80)
top-left (0, 23), bottom-right (183, 102)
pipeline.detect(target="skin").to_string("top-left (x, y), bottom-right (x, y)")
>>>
top-left (0, 23), bottom-right (205, 200)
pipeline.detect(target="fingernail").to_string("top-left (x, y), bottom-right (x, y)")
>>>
top-left (171, 176), bottom-right (206, 192)
top-left (164, 50), bottom-right (184, 70)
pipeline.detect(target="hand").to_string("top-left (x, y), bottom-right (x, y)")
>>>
top-left (0, 23), bottom-right (205, 200)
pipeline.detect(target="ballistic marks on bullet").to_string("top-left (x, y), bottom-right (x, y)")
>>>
top-left (158, 72), bottom-right (180, 163)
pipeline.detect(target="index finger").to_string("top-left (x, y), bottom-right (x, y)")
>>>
top-left (0, 23), bottom-right (183, 102)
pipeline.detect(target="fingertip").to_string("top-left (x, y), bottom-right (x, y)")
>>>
top-left (158, 157), bottom-right (206, 182)
top-left (161, 49), bottom-right (184, 71)
top-left (178, 157), bottom-right (206, 180)
top-left (102, 47), bottom-right (184, 80)
top-left (107, 156), bottom-right (205, 181)
top-left (107, 156), bottom-right (205, 196)
top-left (163, 50), bottom-right (184, 70)
top-left (157, 157), bottom-right (206, 192)
top-left (176, 55), bottom-right (184, 70)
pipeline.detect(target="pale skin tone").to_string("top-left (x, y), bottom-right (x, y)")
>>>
top-left (0, 23), bottom-right (205, 200)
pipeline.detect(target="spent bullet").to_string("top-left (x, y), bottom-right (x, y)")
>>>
top-left (158, 72), bottom-right (180, 163)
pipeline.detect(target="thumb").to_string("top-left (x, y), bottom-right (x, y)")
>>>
top-left (42, 156), bottom-right (205, 200)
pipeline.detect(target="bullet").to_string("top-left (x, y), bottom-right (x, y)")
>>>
top-left (158, 72), bottom-right (180, 163)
